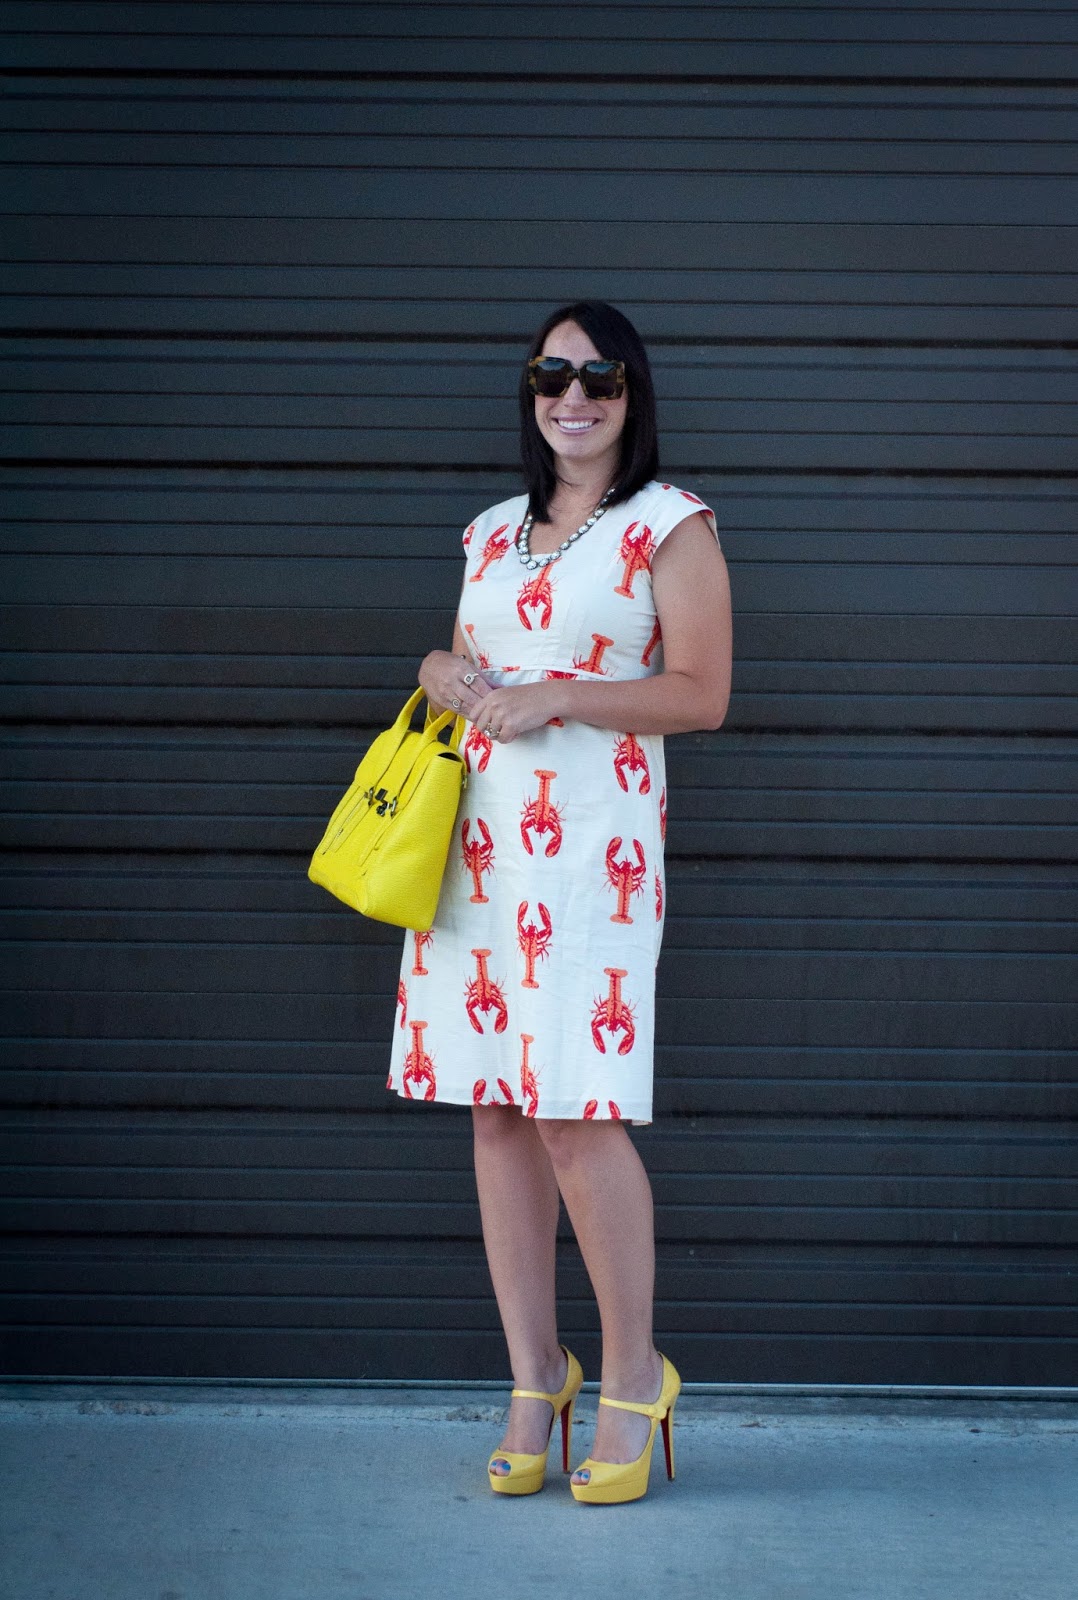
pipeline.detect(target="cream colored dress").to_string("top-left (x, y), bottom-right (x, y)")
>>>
top-left (387, 480), bottom-right (720, 1124)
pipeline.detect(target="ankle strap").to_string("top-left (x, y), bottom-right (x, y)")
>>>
top-left (510, 1386), bottom-right (558, 1403)
top-left (598, 1394), bottom-right (666, 1420)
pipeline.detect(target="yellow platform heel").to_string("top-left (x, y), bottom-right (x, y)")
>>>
top-left (488, 1345), bottom-right (584, 1496)
top-left (569, 1352), bottom-right (681, 1505)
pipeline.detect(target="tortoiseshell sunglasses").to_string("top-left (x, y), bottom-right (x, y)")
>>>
top-left (527, 357), bottom-right (627, 400)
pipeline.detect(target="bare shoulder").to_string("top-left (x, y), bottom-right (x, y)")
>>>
top-left (651, 511), bottom-right (726, 567)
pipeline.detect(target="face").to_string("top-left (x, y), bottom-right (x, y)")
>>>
top-left (532, 321), bottom-right (629, 476)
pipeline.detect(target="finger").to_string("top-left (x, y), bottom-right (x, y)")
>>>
top-left (451, 674), bottom-right (494, 710)
top-left (446, 681), bottom-right (485, 713)
top-left (472, 688), bottom-right (501, 717)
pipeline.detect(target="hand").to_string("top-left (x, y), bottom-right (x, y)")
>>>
top-left (468, 681), bottom-right (567, 745)
top-left (418, 649), bottom-right (494, 719)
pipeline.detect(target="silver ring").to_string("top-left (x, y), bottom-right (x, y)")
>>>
top-left (492, 727), bottom-right (503, 739)
top-left (451, 697), bottom-right (461, 709)
top-left (463, 671), bottom-right (477, 685)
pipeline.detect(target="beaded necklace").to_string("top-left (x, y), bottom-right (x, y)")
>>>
top-left (515, 487), bottom-right (615, 571)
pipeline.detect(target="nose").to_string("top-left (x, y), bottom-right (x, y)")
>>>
top-left (563, 376), bottom-right (588, 404)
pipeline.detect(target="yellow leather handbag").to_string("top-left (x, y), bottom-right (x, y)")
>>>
top-left (308, 687), bottom-right (467, 930)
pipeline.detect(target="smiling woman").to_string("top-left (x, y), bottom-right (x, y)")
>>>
top-left (389, 300), bottom-right (732, 1506)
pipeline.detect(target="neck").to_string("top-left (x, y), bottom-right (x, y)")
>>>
top-left (551, 460), bottom-right (617, 512)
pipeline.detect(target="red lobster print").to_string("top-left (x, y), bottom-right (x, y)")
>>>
top-left (659, 785), bottom-right (667, 842)
top-left (519, 1033), bottom-right (540, 1117)
top-left (612, 732), bottom-right (650, 794)
top-left (591, 967), bottom-right (636, 1055)
top-left (461, 816), bottom-right (495, 901)
top-left (642, 618), bottom-right (662, 667)
top-left (573, 633), bottom-right (614, 675)
top-left (605, 837), bottom-right (646, 924)
top-left (396, 979), bottom-right (407, 1029)
top-left (614, 522), bottom-right (655, 598)
top-left (660, 485), bottom-right (706, 509)
top-left (464, 722), bottom-right (493, 773)
top-left (520, 769), bottom-right (563, 857)
top-left (517, 567), bottom-right (555, 630)
top-left (463, 624), bottom-right (491, 669)
top-left (584, 1099), bottom-right (622, 1120)
top-left (517, 900), bottom-right (552, 988)
top-left (462, 523), bottom-right (475, 549)
top-left (411, 929), bottom-right (433, 975)
top-left (473, 1076), bottom-right (515, 1107)
top-left (402, 1019), bottom-right (437, 1099)
top-left (469, 523), bottom-right (510, 582)
top-left (465, 947), bottom-right (509, 1034)
top-left (655, 870), bottom-right (663, 921)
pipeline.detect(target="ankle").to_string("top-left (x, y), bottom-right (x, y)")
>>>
top-left (600, 1347), bottom-right (662, 1400)
top-left (512, 1344), bottom-right (566, 1394)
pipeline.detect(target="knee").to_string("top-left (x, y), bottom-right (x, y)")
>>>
top-left (471, 1102), bottom-right (532, 1149)
top-left (535, 1116), bottom-right (619, 1174)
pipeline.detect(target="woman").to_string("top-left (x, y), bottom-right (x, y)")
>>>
top-left (387, 300), bottom-right (732, 1504)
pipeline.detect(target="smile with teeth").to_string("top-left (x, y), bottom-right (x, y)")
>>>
top-left (555, 418), bottom-right (599, 431)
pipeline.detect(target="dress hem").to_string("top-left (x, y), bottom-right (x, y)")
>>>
top-left (389, 1086), bottom-right (652, 1126)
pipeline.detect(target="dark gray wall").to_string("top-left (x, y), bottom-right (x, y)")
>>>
top-left (1, 4), bottom-right (1075, 1383)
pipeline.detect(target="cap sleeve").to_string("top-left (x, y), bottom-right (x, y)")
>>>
top-left (648, 483), bottom-right (721, 552)
top-left (461, 496), bottom-right (527, 569)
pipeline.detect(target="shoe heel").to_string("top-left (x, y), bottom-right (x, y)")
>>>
top-left (661, 1404), bottom-right (675, 1480)
top-left (559, 1391), bottom-right (577, 1472)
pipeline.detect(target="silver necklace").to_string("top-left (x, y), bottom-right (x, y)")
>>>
top-left (515, 488), bottom-right (615, 570)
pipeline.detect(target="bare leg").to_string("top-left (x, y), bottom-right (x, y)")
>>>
top-left (472, 1104), bottom-right (567, 1473)
top-left (535, 1119), bottom-right (664, 1481)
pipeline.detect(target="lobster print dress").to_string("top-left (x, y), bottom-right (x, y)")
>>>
top-left (386, 479), bottom-right (720, 1125)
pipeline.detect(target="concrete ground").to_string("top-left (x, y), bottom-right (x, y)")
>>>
top-left (1, 1384), bottom-right (1076, 1600)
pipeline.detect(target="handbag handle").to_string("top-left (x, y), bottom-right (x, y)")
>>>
top-left (424, 706), bottom-right (467, 749)
top-left (407, 686), bottom-right (465, 750)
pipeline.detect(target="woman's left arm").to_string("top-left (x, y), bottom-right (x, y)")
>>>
top-left (472, 514), bottom-right (733, 741)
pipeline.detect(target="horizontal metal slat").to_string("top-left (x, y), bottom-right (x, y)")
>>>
top-left (1, 298), bottom-right (1074, 341)
top-left (2, 1323), bottom-right (1073, 1386)
top-left (2, 1293), bottom-right (1070, 1340)
top-left (11, 129), bottom-right (1078, 175)
top-left (3, 79), bottom-right (1077, 139)
top-left (7, 3), bottom-right (1078, 48)
top-left (4, 30), bottom-right (1077, 80)
top-left (6, 167), bottom-right (1075, 225)
top-left (7, 216), bottom-right (1073, 271)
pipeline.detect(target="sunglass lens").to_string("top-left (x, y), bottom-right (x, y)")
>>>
top-left (530, 358), bottom-right (574, 396)
top-left (580, 361), bottom-right (621, 399)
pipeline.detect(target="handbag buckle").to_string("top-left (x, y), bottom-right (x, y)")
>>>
top-left (373, 787), bottom-right (398, 817)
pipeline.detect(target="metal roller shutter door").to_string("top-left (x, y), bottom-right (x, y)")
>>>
top-left (1, 4), bottom-right (1075, 1383)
